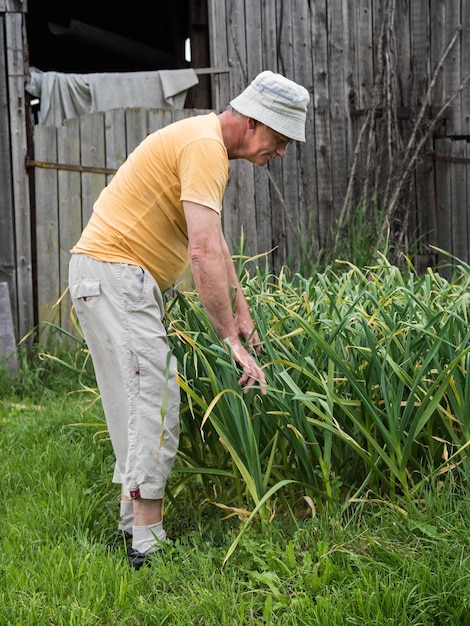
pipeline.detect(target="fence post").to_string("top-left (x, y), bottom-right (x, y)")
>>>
top-left (0, 281), bottom-right (18, 375)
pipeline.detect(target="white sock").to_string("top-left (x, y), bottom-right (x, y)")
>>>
top-left (132, 522), bottom-right (167, 554)
top-left (117, 501), bottom-right (134, 534)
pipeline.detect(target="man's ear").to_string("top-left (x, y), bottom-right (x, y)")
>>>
top-left (247, 117), bottom-right (258, 131)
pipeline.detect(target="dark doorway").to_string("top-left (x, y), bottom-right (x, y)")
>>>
top-left (26, 0), bottom-right (211, 107)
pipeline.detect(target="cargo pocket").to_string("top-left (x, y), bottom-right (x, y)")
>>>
top-left (70, 280), bottom-right (101, 303)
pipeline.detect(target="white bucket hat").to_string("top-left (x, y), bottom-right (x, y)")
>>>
top-left (230, 71), bottom-right (310, 142)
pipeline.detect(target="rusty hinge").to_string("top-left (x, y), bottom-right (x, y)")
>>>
top-left (26, 158), bottom-right (118, 175)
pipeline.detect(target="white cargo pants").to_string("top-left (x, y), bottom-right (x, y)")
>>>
top-left (69, 254), bottom-right (180, 500)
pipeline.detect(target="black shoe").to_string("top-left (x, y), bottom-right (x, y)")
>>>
top-left (127, 546), bottom-right (161, 570)
top-left (107, 529), bottom-right (133, 550)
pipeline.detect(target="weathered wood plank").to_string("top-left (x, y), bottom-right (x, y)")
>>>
top-left (221, 165), bottom-right (239, 255)
top-left (34, 124), bottom-right (60, 330)
top-left (291, 0), bottom-right (318, 259)
top-left (104, 108), bottom-right (126, 185)
top-left (235, 160), bottom-right (258, 258)
top-left (244, 0), bottom-right (262, 78)
top-left (449, 139), bottom-right (467, 264)
top-left (260, 0), bottom-right (278, 71)
top-left (244, 1), bottom-right (271, 261)
top-left (355, 0), bottom-right (374, 109)
top-left (344, 0), bottom-right (363, 205)
top-left (395, 0), bottom-right (411, 109)
top-left (0, 14), bottom-right (17, 322)
top-left (312, 0), bottom-right (333, 249)
top-left (328, 0), bottom-right (348, 222)
top-left (434, 137), bottom-right (452, 272)
top-left (125, 107), bottom-right (149, 154)
top-left (444, 0), bottom-right (462, 136)
top-left (227, 0), bottom-right (247, 89)
top-left (252, 166), bottom-right (274, 260)
top-left (0, 281), bottom-right (18, 375)
top-left (410, 0), bottom-right (431, 106)
top-left (0, 0), bottom-right (26, 12)
top-left (6, 11), bottom-right (33, 339)
top-left (410, 0), bottom-right (437, 271)
top-left (226, 0), bottom-right (259, 258)
top-left (257, 1), bottom-right (286, 267)
top-left (429, 0), bottom-right (446, 107)
top-left (223, 0), bottom-right (245, 257)
top-left (261, 0), bottom-right (282, 283)
top-left (276, 0), bottom-right (302, 264)
top-left (80, 113), bottom-right (106, 226)
top-left (356, 0), bottom-right (375, 192)
top-left (413, 144), bottom-right (438, 273)
top-left (148, 108), bottom-right (173, 134)
top-left (244, 1), bottom-right (272, 260)
top-left (57, 118), bottom-right (81, 335)
top-left (207, 0), bottom-right (230, 110)
top-left (461, 0), bottom-right (470, 135)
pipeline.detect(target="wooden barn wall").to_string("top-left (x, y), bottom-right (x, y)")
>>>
top-left (208, 0), bottom-right (470, 273)
top-left (5, 0), bottom-right (470, 338)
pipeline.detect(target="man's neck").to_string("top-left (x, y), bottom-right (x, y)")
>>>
top-left (218, 110), bottom-right (246, 160)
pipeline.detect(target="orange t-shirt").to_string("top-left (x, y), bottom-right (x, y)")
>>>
top-left (71, 112), bottom-right (229, 291)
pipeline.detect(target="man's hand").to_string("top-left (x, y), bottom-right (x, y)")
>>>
top-left (227, 338), bottom-right (267, 395)
top-left (234, 315), bottom-right (263, 355)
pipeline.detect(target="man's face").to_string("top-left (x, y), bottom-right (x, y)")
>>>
top-left (245, 121), bottom-right (292, 165)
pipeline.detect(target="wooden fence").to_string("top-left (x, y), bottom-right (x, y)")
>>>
top-left (4, 0), bottom-right (470, 340)
top-left (32, 108), bottom-right (214, 337)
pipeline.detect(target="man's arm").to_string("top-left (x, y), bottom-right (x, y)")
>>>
top-left (220, 234), bottom-right (262, 354)
top-left (183, 201), bottom-right (266, 394)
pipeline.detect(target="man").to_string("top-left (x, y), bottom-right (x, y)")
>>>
top-left (68, 70), bottom-right (310, 569)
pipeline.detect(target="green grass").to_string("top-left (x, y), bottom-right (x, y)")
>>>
top-left (1, 344), bottom-right (470, 624)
